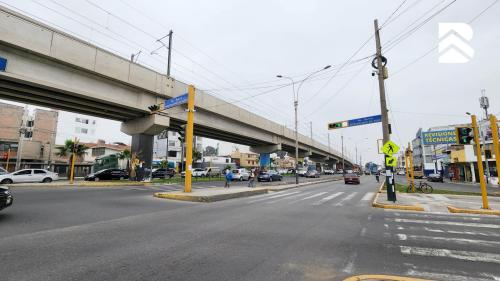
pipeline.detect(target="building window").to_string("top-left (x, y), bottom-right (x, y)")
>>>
top-left (92, 147), bottom-right (105, 157)
top-left (75, 117), bottom-right (89, 124)
top-left (168, 151), bottom-right (177, 157)
top-left (168, 141), bottom-right (176, 147)
top-left (75, 127), bottom-right (88, 134)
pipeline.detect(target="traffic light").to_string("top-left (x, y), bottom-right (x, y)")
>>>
top-left (328, 122), bottom-right (344, 130)
top-left (178, 125), bottom-right (186, 142)
top-left (456, 127), bottom-right (473, 144)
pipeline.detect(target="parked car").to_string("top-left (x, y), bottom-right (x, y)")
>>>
top-left (287, 168), bottom-right (296, 174)
top-left (257, 171), bottom-right (283, 182)
top-left (396, 170), bottom-right (406, 175)
top-left (344, 173), bottom-right (360, 184)
top-left (277, 169), bottom-right (288, 175)
top-left (152, 168), bottom-right (176, 179)
top-left (427, 173), bottom-right (444, 182)
top-left (232, 168), bottom-right (250, 181)
top-left (0, 167), bottom-right (7, 175)
top-left (323, 169), bottom-right (335, 175)
top-left (0, 169), bottom-right (59, 184)
top-left (84, 169), bottom-right (128, 181)
top-left (0, 186), bottom-right (13, 211)
top-left (413, 170), bottom-right (424, 179)
top-left (180, 168), bottom-right (206, 178)
top-left (305, 170), bottom-right (320, 178)
top-left (204, 167), bottom-right (221, 177)
top-left (364, 170), bottom-right (371, 175)
top-left (297, 169), bottom-right (307, 177)
top-left (336, 169), bottom-right (344, 174)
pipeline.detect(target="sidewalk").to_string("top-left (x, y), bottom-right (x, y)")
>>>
top-left (154, 177), bottom-right (342, 202)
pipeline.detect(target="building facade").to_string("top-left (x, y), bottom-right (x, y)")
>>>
top-left (231, 151), bottom-right (259, 169)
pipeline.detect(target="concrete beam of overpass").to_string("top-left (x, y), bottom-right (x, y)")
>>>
top-left (121, 114), bottom-right (170, 136)
top-left (249, 144), bottom-right (282, 154)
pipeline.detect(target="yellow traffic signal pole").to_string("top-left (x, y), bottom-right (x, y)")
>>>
top-left (471, 115), bottom-right (489, 209)
top-left (404, 148), bottom-right (410, 186)
top-left (490, 115), bottom-right (500, 190)
top-left (407, 143), bottom-right (415, 192)
top-left (184, 85), bottom-right (195, 193)
top-left (69, 138), bottom-right (77, 185)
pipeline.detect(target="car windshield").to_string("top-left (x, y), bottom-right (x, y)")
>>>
top-left (345, 173), bottom-right (357, 177)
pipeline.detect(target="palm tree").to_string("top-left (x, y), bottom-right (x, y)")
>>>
top-left (118, 148), bottom-right (132, 171)
top-left (55, 139), bottom-right (88, 179)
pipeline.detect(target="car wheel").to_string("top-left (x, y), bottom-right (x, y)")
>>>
top-left (270, 177), bottom-right (273, 182)
top-left (239, 177), bottom-right (243, 181)
top-left (1, 179), bottom-right (13, 184)
top-left (94, 177), bottom-right (100, 182)
top-left (42, 177), bottom-right (52, 183)
top-left (119, 177), bottom-right (124, 180)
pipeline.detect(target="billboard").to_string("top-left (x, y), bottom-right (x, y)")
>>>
top-left (422, 130), bottom-right (457, 145)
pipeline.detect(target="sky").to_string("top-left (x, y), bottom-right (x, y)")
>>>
top-left (0, 0), bottom-right (499, 165)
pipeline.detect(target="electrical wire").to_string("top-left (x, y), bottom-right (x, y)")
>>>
top-left (380, 0), bottom-right (408, 29)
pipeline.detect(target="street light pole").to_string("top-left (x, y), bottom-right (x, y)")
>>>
top-left (277, 65), bottom-right (331, 185)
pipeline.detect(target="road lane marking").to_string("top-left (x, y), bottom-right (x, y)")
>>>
top-left (266, 192), bottom-right (312, 204)
top-left (248, 191), bottom-right (300, 203)
top-left (361, 192), bottom-right (375, 201)
top-left (333, 192), bottom-right (357, 206)
top-left (387, 218), bottom-right (500, 229)
top-left (397, 233), bottom-right (500, 247)
top-left (342, 252), bottom-right (357, 273)
top-left (288, 192), bottom-right (328, 204)
top-left (406, 269), bottom-right (496, 281)
top-left (311, 192), bottom-right (344, 205)
top-left (400, 246), bottom-right (500, 264)
top-left (360, 227), bottom-right (367, 236)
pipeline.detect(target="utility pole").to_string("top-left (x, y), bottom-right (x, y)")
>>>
top-left (310, 121), bottom-right (313, 142)
top-left (167, 30), bottom-right (173, 77)
top-left (15, 107), bottom-right (28, 171)
top-left (480, 89), bottom-right (490, 183)
top-left (374, 19), bottom-right (395, 202)
top-left (471, 114), bottom-right (489, 209)
top-left (489, 114), bottom-right (500, 190)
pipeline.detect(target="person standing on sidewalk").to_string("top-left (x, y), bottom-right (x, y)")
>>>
top-left (248, 168), bottom-right (255, 188)
top-left (224, 169), bottom-right (233, 188)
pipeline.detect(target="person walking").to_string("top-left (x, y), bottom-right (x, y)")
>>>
top-left (248, 169), bottom-right (255, 188)
top-left (224, 169), bottom-right (233, 188)
top-left (375, 171), bottom-right (380, 183)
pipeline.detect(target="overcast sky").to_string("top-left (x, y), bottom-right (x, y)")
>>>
top-left (1, 0), bottom-right (499, 165)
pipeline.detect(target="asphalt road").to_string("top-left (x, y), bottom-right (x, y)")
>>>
top-left (1, 176), bottom-right (499, 280)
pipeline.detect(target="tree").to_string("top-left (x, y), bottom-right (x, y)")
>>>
top-left (193, 149), bottom-right (202, 161)
top-left (160, 159), bottom-right (168, 168)
top-left (118, 149), bottom-right (132, 171)
top-left (204, 146), bottom-right (217, 156)
top-left (55, 139), bottom-right (88, 179)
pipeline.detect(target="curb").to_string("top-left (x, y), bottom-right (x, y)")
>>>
top-left (154, 188), bottom-right (268, 202)
top-left (344, 274), bottom-right (432, 281)
top-left (372, 192), bottom-right (424, 212)
top-left (447, 205), bottom-right (500, 216)
top-left (9, 181), bottom-right (152, 188)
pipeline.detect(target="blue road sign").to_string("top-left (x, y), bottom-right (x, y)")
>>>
top-left (347, 114), bottom-right (382, 127)
top-left (164, 93), bottom-right (188, 109)
top-left (0, 57), bottom-right (7, 71)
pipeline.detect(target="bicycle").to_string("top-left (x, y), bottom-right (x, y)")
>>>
top-left (406, 181), bottom-right (433, 194)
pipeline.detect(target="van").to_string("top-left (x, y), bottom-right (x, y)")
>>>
top-left (205, 167), bottom-right (221, 177)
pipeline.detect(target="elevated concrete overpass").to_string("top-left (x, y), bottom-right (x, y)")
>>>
top-left (0, 6), bottom-right (353, 170)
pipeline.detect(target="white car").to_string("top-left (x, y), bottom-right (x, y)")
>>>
top-left (0, 167), bottom-right (7, 175)
top-left (323, 169), bottom-right (335, 175)
top-left (0, 169), bottom-right (59, 184)
top-left (297, 169), bottom-right (307, 177)
top-left (232, 168), bottom-right (250, 181)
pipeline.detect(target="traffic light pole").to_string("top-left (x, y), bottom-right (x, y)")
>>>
top-left (374, 19), bottom-right (395, 202)
top-left (490, 115), bottom-right (500, 190)
top-left (184, 85), bottom-right (195, 193)
top-left (471, 114), bottom-right (489, 209)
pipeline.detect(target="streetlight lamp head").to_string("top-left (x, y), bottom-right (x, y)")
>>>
top-left (466, 112), bottom-right (471, 116)
top-left (323, 65), bottom-right (332, 70)
top-left (276, 75), bottom-right (283, 78)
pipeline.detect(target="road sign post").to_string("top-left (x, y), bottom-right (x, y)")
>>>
top-left (184, 86), bottom-right (195, 193)
top-left (382, 140), bottom-right (399, 202)
top-left (490, 115), bottom-right (500, 190)
top-left (471, 114), bottom-right (489, 209)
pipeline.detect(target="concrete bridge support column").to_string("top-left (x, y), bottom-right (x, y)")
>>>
top-left (121, 114), bottom-right (170, 180)
top-left (259, 153), bottom-right (271, 169)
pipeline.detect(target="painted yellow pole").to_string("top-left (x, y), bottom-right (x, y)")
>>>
top-left (404, 148), bottom-right (410, 185)
top-left (69, 138), bottom-right (77, 185)
top-left (490, 114), bottom-right (500, 190)
top-left (471, 115), bottom-right (489, 209)
top-left (184, 85), bottom-right (195, 193)
top-left (408, 143), bottom-right (415, 192)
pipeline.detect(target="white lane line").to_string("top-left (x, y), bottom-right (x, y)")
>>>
top-left (311, 192), bottom-right (344, 205)
top-left (342, 252), bottom-right (357, 273)
top-left (361, 192), bottom-right (375, 201)
top-left (387, 218), bottom-right (500, 229)
top-left (397, 233), bottom-right (500, 247)
top-left (360, 227), bottom-right (367, 237)
top-left (406, 269), bottom-right (496, 281)
top-left (248, 191), bottom-right (300, 203)
top-left (288, 192), bottom-right (328, 204)
top-left (407, 226), bottom-right (500, 238)
top-left (432, 194), bottom-right (450, 201)
top-left (333, 192), bottom-right (357, 206)
top-left (400, 246), bottom-right (500, 264)
top-left (266, 192), bottom-right (312, 204)
top-left (388, 212), bottom-right (483, 221)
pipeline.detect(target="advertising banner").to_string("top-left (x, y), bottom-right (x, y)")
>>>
top-left (422, 130), bottom-right (457, 145)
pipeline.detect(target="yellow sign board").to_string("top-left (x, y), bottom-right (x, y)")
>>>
top-left (382, 140), bottom-right (400, 156)
top-left (386, 155), bottom-right (397, 167)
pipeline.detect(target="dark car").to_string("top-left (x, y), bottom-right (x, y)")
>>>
top-left (152, 168), bottom-right (176, 179)
top-left (0, 186), bottom-right (13, 211)
top-left (305, 170), bottom-right (320, 178)
top-left (344, 173), bottom-right (360, 184)
top-left (257, 171), bottom-right (283, 182)
top-left (84, 169), bottom-right (129, 181)
top-left (427, 173), bottom-right (443, 182)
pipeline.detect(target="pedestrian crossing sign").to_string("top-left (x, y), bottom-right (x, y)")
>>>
top-left (382, 140), bottom-right (400, 156)
top-left (385, 155), bottom-right (397, 167)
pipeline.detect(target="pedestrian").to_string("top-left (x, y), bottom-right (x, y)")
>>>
top-left (224, 169), bottom-right (233, 188)
top-left (248, 169), bottom-right (255, 188)
top-left (375, 171), bottom-right (380, 183)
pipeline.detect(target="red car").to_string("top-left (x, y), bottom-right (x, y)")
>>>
top-left (344, 173), bottom-right (360, 184)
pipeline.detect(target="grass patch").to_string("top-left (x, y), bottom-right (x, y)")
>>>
top-left (382, 183), bottom-right (483, 196)
top-left (152, 176), bottom-right (226, 184)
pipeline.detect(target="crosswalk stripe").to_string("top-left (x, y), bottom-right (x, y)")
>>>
top-left (396, 233), bottom-right (500, 247)
top-left (311, 192), bottom-right (344, 205)
top-left (248, 191), bottom-right (300, 203)
top-left (266, 192), bottom-right (312, 204)
top-left (333, 192), bottom-right (357, 206)
top-left (288, 192), bottom-right (328, 204)
top-left (361, 192), bottom-right (375, 201)
top-left (387, 218), bottom-right (500, 229)
top-left (390, 212), bottom-right (483, 221)
top-left (396, 225), bottom-right (500, 238)
top-left (406, 269), bottom-right (496, 281)
top-left (400, 246), bottom-right (500, 264)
